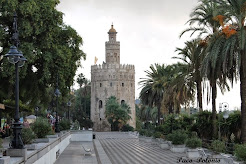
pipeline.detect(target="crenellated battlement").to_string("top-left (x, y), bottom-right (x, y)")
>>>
top-left (91, 63), bottom-right (135, 71)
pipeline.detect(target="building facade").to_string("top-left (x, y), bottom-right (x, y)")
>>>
top-left (91, 25), bottom-right (136, 131)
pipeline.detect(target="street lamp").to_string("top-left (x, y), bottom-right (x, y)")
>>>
top-left (54, 83), bottom-right (61, 133)
top-left (218, 102), bottom-right (229, 140)
top-left (4, 13), bottom-right (27, 149)
top-left (67, 101), bottom-right (71, 120)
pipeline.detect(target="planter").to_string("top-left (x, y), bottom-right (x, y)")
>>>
top-left (25, 144), bottom-right (38, 150)
top-left (151, 138), bottom-right (159, 145)
top-left (0, 148), bottom-right (5, 158)
top-left (186, 148), bottom-right (201, 159)
top-left (0, 156), bottom-right (10, 164)
top-left (46, 134), bottom-right (58, 138)
top-left (144, 137), bottom-right (153, 143)
top-left (171, 144), bottom-right (186, 153)
top-left (160, 141), bottom-right (171, 150)
top-left (33, 138), bottom-right (50, 143)
top-left (138, 135), bottom-right (145, 142)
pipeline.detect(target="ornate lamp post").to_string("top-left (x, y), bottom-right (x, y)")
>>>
top-left (4, 13), bottom-right (27, 149)
top-left (54, 78), bottom-right (61, 133)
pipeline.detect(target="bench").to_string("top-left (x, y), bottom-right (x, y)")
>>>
top-left (82, 145), bottom-right (92, 156)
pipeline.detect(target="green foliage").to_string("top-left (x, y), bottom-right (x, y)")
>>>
top-left (167, 130), bottom-right (188, 145)
top-left (155, 124), bottom-right (171, 135)
top-left (0, 138), bottom-right (3, 148)
top-left (72, 120), bottom-right (80, 130)
top-left (22, 128), bottom-right (36, 145)
top-left (220, 111), bottom-right (241, 142)
top-left (153, 132), bottom-right (162, 138)
top-left (105, 96), bottom-right (131, 131)
top-left (31, 118), bottom-right (53, 138)
top-left (121, 124), bottom-right (134, 132)
top-left (80, 119), bottom-right (93, 129)
top-left (211, 140), bottom-right (226, 153)
top-left (235, 144), bottom-right (246, 162)
top-left (139, 129), bottom-right (152, 137)
top-left (0, 0), bottom-right (85, 109)
top-left (58, 119), bottom-right (71, 131)
top-left (135, 117), bottom-right (143, 131)
top-left (72, 77), bottom-right (91, 121)
top-left (185, 137), bottom-right (202, 149)
top-left (191, 111), bottom-right (213, 140)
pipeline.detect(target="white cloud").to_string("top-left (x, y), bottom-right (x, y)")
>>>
top-left (57, 0), bottom-right (241, 110)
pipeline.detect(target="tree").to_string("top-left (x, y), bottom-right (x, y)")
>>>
top-left (105, 96), bottom-right (131, 131)
top-left (139, 64), bottom-right (166, 124)
top-left (181, 0), bottom-right (230, 139)
top-left (205, 0), bottom-right (246, 143)
top-left (0, 0), bottom-right (85, 110)
top-left (72, 76), bottom-right (91, 127)
top-left (174, 39), bottom-right (205, 112)
top-left (140, 63), bottom-right (195, 121)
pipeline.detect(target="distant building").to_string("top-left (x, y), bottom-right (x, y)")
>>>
top-left (90, 25), bottom-right (136, 131)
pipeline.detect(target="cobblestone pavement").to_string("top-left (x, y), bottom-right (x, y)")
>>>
top-left (95, 132), bottom-right (188, 164)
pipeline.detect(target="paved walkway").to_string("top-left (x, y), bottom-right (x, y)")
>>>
top-left (54, 141), bottom-right (98, 164)
top-left (56, 132), bottom-right (192, 164)
top-left (95, 132), bottom-right (186, 164)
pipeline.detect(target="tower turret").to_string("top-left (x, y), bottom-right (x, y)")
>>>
top-left (105, 24), bottom-right (120, 64)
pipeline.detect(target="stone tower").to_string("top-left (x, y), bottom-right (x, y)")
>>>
top-left (91, 25), bottom-right (136, 131)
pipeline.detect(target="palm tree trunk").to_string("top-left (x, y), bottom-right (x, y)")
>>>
top-left (157, 102), bottom-right (161, 125)
top-left (212, 81), bottom-right (217, 139)
top-left (240, 51), bottom-right (246, 143)
top-left (197, 79), bottom-right (203, 112)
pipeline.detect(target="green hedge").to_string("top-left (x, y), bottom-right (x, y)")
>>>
top-left (32, 118), bottom-right (53, 138)
top-left (185, 137), bottom-right (202, 149)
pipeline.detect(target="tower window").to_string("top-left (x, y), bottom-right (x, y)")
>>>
top-left (111, 37), bottom-right (113, 40)
top-left (121, 100), bottom-right (125, 105)
top-left (131, 83), bottom-right (133, 87)
top-left (99, 100), bottom-right (103, 108)
top-left (100, 83), bottom-right (102, 87)
top-left (110, 82), bottom-right (113, 87)
top-left (122, 83), bottom-right (124, 87)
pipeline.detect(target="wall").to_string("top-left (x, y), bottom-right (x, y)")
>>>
top-left (91, 63), bottom-right (136, 131)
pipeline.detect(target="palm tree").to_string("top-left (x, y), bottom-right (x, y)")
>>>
top-left (174, 39), bottom-right (205, 112)
top-left (181, 0), bottom-right (230, 138)
top-left (205, 0), bottom-right (246, 142)
top-left (139, 63), bottom-right (195, 123)
top-left (169, 63), bottom-right (196, 114)
top-left (139, 64), bottom-right (165, 125)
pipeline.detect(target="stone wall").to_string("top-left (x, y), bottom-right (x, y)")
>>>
top-left (91, 63), bottom-right (136, 131)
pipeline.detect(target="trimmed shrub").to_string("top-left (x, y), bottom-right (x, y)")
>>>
top-left (59, 119), bottom-right (71, 131)
top-left (72, 120), bottom-right (80, 130)
top-left (185, 137), bottom-right (202, 149)
top-left (139, 129), bottom-right (152, 137)
top-left (235, 144), bottom-right (246, 162)
top-left (139, 129), bottom-right (147, 136)
top-left (121, 124), bottom-right (134, 132)
top-left (167, 130), bottom-right (188, 145)
top-left (211, 140), bottom-right (226, 153)
top-left (32, 118), bottom-right (53, 138)
top-left (153, 132), bottom-right (162, 138)
top-left (22, 128), bottom-right (36, 144)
